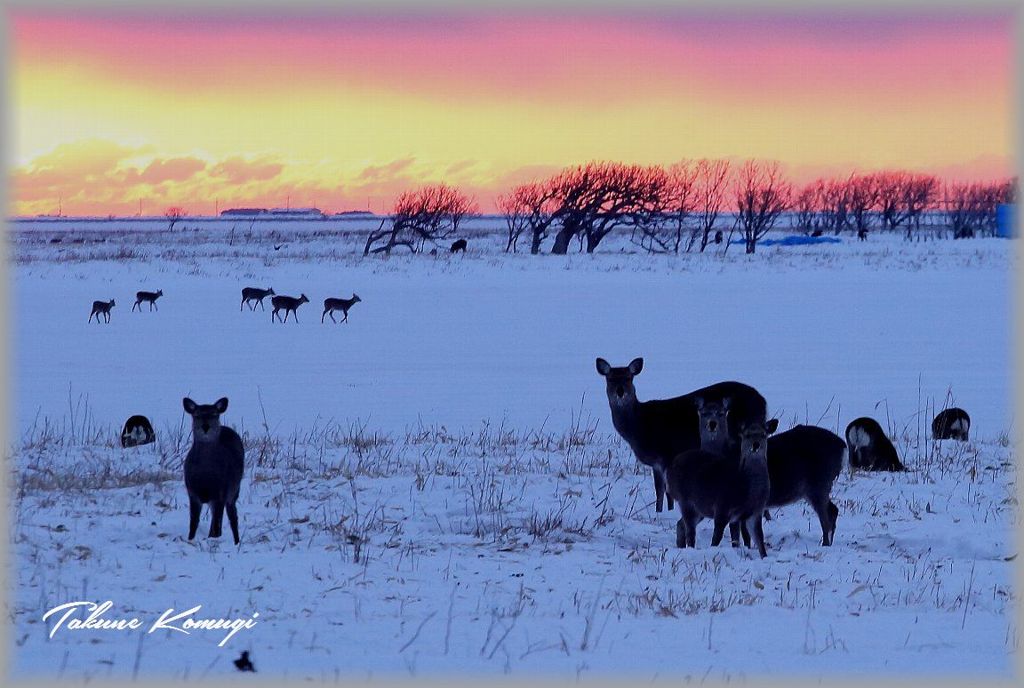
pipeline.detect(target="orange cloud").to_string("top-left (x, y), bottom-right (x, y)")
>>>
top-left (209, 156), bottom-right (283, 184)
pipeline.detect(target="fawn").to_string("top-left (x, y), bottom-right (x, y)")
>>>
top-left (322, 294), bottom-right (361, 323)
top-left (241, 287), bottom-right (275, 311)
top-left (88, 299), bottom-right (115, 323)
top-left (133, 289), bottom-right (163, 312)
top-left (183, 397), bottom-right (245, 545)
top-left (271, 294), bottom-right (309, 323)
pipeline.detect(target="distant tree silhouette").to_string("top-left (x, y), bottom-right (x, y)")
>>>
top-left (363, 185), bottom-right (477, 255)
top-left (165, 207), bottom-right (185, 231)
top-left (498, 182), bottom-right (558, 254)
top-left (692, 159), bottom-right (731, 252)
top-left (734, 160), bottom-right (792, 254)
top-left (631, 160), bottom-right (697, 254)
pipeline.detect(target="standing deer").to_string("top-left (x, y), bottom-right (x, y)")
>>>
top-left (88, 299), bottom-right (115, 323)
top-left (595, 357), bottom-right (768, 513)
top-left (322, 294), bottom-right (361, 323)
top-left (668, 419), bottom-right (772, 558)
top-left (450, 239), bottom-right (467, 253)
top-left (183, 397), bottom-right (245, 545)
top-left (271, 294), bottom-right (309, 323)
top-left (133, 289), bottom-right (163, 311)
top-left (932, 408), bottom-right (970, 442)
top-left (241, 287), bottom-right (275, 311)
top-left (845, 417), bottom-right (905, 471)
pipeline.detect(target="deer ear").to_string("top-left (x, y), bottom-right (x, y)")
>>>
top-left (595, 358), bottom-right (611, 376)
top-left (627, 357), bottom-right (644, 375)
top-left (183, 398), bottom-right (197, 415)
top-left (766, 418), bottom-right (779, 434)
top-left (694, 396), bottom-right (704, 410)
top-left (214, 397), bottom-right (229, 414)
top-left (722, 397), bottom-right (731, 410)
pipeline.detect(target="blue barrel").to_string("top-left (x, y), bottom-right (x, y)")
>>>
top-left (996, 204), bottom-right (1016, 238)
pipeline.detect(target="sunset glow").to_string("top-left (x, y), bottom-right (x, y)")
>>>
top-left (9, 9), bottom-right (1015, 216)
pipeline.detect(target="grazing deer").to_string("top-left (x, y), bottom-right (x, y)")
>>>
top-left (322, 294), bottom-right (361, 323)
top-left (668, 419), bottom-right (772, 558)
top-left (857, 228), bottom-right (868, 241)
top-left (121, 414), bottom-right (156, 448)
top-left (240, 287), bottom-right (275, 311)
top-left (932, 407), bottom-right (970, 442)
top-left (845, 417), bottom-right (905, 471)
top-left (88, 299), bottom-right (115, 323)
top-left (734, 424), bottom-right (845, 547)
top-left (450, 238), bottom-right (467, 253)
top-left (595, 357), bottom-right (768, 513)
top-left (133, 289), bottom-right (163, 312)
top-left (271, 294), bottom-right (309, 323)
top-left (183, 397), bottom-right (244, 545)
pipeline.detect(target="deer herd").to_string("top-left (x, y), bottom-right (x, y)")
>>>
top-left (88, 287), bottom-right (362, 325)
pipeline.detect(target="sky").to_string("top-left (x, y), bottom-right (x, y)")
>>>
top-left (8, 9), bottom-right (1016, 216)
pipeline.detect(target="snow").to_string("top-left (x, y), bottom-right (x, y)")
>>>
top-left (7, 219), bottom-right (1018, 679)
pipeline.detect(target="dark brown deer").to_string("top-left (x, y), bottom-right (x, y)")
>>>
top-left (271, 294), bottom-right (309, 323)
top-left (846, 417), bottom-right (905, 471)
top-left (595, 357), bottom-right (768, 513)
top-left (241, 286), bottom-right (275, 311)
top-left (932, 408), bottom-right (970, 441)
top-left (450, 238), bottom-right (467, 253)
top-left (88, 299), bottom-right (115, 323)
top-left (668, 419), bottom-right (772, 558)
top-left (322, 294), bottom-right (361, 323)
top-left (133, 289), bottom-right (163, 312)
top-left (183, 397), bottom-right (245, 545)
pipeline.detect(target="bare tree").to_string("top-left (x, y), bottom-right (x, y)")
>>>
top-left (793, 181), bottom-right (823, 235)
top-left (691, 159), bottom-right (731, 252)
top-left (363, 184), bottom-right (477, 255)
top-left (498, 182), bottom-right (558, 254)
top-left (165, 207), bottom-right (185, 231)
top-left (734, 160), bottom-right (792, 254)
top-left (818, 177), bottom-right (852, 235)
top-left (847, 174), bottom-right (879, 239)
top-left (901, 173), bottom-right (939, 240)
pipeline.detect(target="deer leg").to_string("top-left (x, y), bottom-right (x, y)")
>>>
top-left (132, 301), bottom-right (139, 312)
top-left (209, 501), bottom-right (225, 538)
top-left (241, 299), bottom-right (246, 311)
top-left (652, 469), bottom-right (666, 513)
top-left (809, 496), bottom-right (834, 546)
top-left (342, 311), bottom-right (348, 323)
top-left (188, 496), bottom-right (202, 540)
top-left (827, 500), bottom-right (839, 546)
top-left (747, 514), bottom-right (767, 558)
top-left (226, 503), bottom-right (240, 545)
top-left (710, 515), bottom-right (728, 547)
top-left (152, 301), bottom-right (157, 311)
top-left (739, 521), bottom-right (752, 548)
top-left (675, 517), bottom-right (687, 548)
top-left (729, 521), bottom-right (741, 547)
top-left (293, 311), bottom-right (299, 324)
top-left (330, 311), bottom-right (338, 323)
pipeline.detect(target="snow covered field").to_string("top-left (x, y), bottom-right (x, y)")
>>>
top-left (6, 219), bottom-right (1019, 679)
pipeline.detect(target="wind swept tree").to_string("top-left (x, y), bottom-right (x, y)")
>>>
top-left (734, 160), bottom-right (792, 254)
top-left (691, 159), bottom-right (731, 252)
top-left (165, 206), bottom-right (185, 231)
top-left (363, 184), bottom-right (477, 255)
top-left (498, 182), bottom-right (558, 254)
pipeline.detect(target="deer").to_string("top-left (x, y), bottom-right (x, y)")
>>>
top-left (322, 294), bottom-right (361, 323)
top-left (845, 417), bottom-right (905, 471)
top-left (133, 289), bottom-right (163, 312)
top-left (595, 357), bottom-right (768, 513)
top-left (668, 419), bottom-right (772, 558)
top-left (183, 397), bottom-right (245, 545)
top-left (121, 414), bottom-right (156, 448)
top-left (729, 424), bottom-right (846, 548)
top-left (240, 287), bottom-right (275, 311)
top-left (932, 407), bottom-right (970, 442)
top-left (88, 299), bottom-right (115, 323)
top-left (450, 238), bottom-right (467, 253)
top-left (271, 294), bottom-right (309, 323)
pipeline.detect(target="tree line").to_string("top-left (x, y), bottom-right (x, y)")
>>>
top-left (354, 160), bottom-right (1015, 256)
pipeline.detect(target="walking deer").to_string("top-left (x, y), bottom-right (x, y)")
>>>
top-left (932, 407), bottom-right (970, 442)
top-left (183, 397), bottom-right (245, 545)
top-left (88, 299), bottom-right (115, 323)
top-left (241, 287), bottom-right (275, 311)
top-left (846, 417), bottom-right (905, 471)
top-left (133, 289), bottom-right (163, 312)
top-left (668, 419), bottom-right (772, 558)
top-left (322, 294), bottom-right (361, 323)
top-left (595, 357), bottom-right (768, 513)
top-left (271, 294), bottom-right (309, 323)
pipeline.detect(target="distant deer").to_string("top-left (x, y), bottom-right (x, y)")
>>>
top-left (241, 287), bottom-right (275, 311)
top-left (857, 228), bottom-right (868, 241)
top-left (668, 419), bottom-right (772, 558)
top-left (121, 414), bottom-right (156, 448)
top-left (322, 294), bottom-right (361, 323)
top-left (88, 299), bottom-right (115, 323)
top-left (595, 357), bottom-right (768, 513)
top-left (133, 289), bottom-right (163, 312)
top-left (734, 424), bottom-right (845, 547)
top-left (271, 293), bottom-right (309, 323)
top-left (932, 408), bottom-right (970, 442)
top-left (450, 239), bottom-right (467, 253)
top-left (845, 417), bottom-right (905, 471)
top-left (183, 397), bottom-right (244, 545)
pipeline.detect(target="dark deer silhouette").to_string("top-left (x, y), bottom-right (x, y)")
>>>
top-left (271, 294), bottom-right (309, 323)
top-left (668, 419), bottom-right (772, 558)
top-left (88, 299), bottom-right (115, 323)
top-left (846, 417), bottom-right (905, 471)
top-left (183, 397), bottom-right (244, 545)
top-left (241, 287), bottom-right (275, 311)
top-left (133, 289), bottom-right (163, 312)
top-left (322, 294), bottom-right (361, 323)
top-left (121, 415), bottom-right (156, 448)
top-left (450, 238), bottom-right (467, 253)
top-left (595, 357), bottom-right (768, 513)
top-left (932, 408), bottom-right (970, 441)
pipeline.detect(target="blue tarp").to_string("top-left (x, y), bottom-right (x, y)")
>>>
top-left (996, 204), bottom-right (1016, 238)
top-left (730, 234), bottom-right (843, 247)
